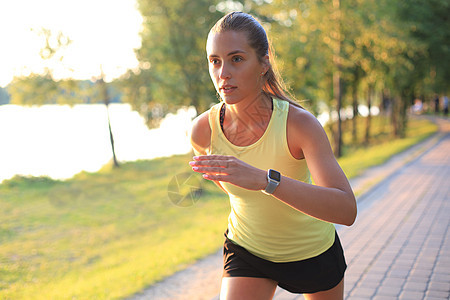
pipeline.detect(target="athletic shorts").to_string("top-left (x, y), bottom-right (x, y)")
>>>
top-left (223, 231), bottom-right (347, 294)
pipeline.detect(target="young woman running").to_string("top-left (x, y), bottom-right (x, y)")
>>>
top-left (189, 12), bottom-right (356, 300)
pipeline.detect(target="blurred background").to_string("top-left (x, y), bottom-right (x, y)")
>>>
top-left (0, 0), bottom-right (448, 299)
top-left (0, 0), bottom-right (448, 182)
top-left (0, 0), bottom-right (195, 182)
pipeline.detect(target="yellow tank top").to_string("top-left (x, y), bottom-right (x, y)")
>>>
top-left (207, 98), bottom-right (335, 262)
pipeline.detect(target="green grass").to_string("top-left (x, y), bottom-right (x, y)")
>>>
top-left (0, 156), bottom-right (230, 299)
top-left (0, 116), bottom-right (438, 299)
top-left (336, 116), bottom-right (438, 179)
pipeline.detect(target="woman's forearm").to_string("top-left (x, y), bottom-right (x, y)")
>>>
top-left (267, 175), bottom-right (357, 226)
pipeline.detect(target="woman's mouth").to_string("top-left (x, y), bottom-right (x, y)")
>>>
top-left (220, 85), bottom-right (237, 94)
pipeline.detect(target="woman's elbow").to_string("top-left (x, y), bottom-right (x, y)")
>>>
top-left (343, 200), bottom-right (357, 226)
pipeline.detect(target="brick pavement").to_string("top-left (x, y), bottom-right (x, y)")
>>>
top-left (129, 117), bottom-right (449, 300)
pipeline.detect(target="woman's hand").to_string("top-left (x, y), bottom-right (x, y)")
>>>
top-left (189, 155), bottom-right (266, 191)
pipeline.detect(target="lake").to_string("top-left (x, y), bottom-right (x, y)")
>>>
top-left (0, 103), bottom-right (196, 183)
top-left (0, 102), bottom-right (379, 183)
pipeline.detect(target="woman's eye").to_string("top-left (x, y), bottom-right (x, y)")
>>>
top-left (210, 58), bottom-right (220, 65)
top-left (232, 56), bottom-right (243, 63)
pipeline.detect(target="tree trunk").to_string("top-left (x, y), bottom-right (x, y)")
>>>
top-left (364, 85), bottom-right (373, 145)
top-left (399, 90), bottom-right (409, 138)
top-left (380, 90), bottom-right (389, 135)
top-left (391, 89), bottom-right (409, 139)
top-left (352, 72), bottom-right (359, 144)
top-left (99, 76), bottom-right (119, 168)
top-left (332, 0), bottom-right (342, 158)
top-left (333, 72), bottom-right (343, 157)
top-left (391, 96), bottom-right (401, 138)
top-left (106, 103), bottom-right (119, 168)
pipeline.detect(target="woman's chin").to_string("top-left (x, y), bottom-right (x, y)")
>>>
top-left (220, 95), bottom-right (240, 105)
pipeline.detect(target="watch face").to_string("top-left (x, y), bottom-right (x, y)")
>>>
top-left (269, 169), bottom-right (281, 181)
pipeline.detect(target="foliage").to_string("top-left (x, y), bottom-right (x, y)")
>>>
top-left (396, 0), bottom-right (450, 94)
top-left (7, 75), bottom-right (122, 106)
top-left (7, 75), bottom-right (82, 106)
top-left (7, 28), bottom-right (120, 106)
top-left (5, 1), bottom-right (448, 146)
top-left (117, 0), bottom-right (224, 128)
top-left (223, 0), bottom-right (441, 152)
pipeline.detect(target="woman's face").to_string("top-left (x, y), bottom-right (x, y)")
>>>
top-left (206, 30), bottom-right (268, 105)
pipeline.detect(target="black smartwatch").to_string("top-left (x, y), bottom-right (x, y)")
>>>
top-left (262, 169), bottom-right (281, 195)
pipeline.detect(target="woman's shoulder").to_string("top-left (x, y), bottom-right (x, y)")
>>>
top-left (287, 103), bottom-right (329, 147)
top-left (287, 103), bottom-right (321, 129)
top-left (190, 108), bottom-right (213, 155)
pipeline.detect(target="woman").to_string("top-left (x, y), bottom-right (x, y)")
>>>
top-left (189, 12), bottom-right (356, 300)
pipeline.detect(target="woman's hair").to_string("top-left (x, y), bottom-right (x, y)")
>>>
top-left (209, 11), bottom-right (302, 108)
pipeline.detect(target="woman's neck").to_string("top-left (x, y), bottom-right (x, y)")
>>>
top-left (224, 93), bottom-right (272, 125)
top-left (221, 93), bottom-right (273, 146)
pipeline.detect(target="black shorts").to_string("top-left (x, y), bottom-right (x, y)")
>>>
top-left (223, 231), bottom-right (347, 294)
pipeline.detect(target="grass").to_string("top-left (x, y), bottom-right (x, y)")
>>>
top-left (0, 156), bottom-right (230, 299)
top-left (336, 116), bottom-right (438, 178)
top-left (0, 116), bottom-right (438, 299)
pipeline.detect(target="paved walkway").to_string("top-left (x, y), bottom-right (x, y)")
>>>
top-left (130, 116), bottom-right (449, 300)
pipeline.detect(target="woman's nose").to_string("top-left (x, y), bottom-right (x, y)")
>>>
top-left (219, 64), bottom-right (231, 79)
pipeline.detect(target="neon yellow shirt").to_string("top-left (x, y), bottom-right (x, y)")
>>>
top-left (207, 98), bottom-right (335, 262)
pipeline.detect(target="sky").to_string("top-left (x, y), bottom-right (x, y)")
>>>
top-left (0, 0), bottom-right (143, 87)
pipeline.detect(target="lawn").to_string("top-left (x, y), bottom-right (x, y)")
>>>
top-left (0, 157), bottom-right (230, 299)
top-left (0, 116), bottom-right (438, 299)
top-left (337, 116), bottom-right (438, 179)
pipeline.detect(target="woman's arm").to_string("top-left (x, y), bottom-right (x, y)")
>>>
top-left (272, 105), bottom-right (357, 225)
top-left (189, 111), bottom-right (228, 194)
top-left (190, 105), bottom-right (357, 226)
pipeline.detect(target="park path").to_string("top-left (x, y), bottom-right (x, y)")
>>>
top-left (129, 116), bottom-right (449, 300)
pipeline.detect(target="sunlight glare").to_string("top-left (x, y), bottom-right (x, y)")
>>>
top-left (0, 0), bottom-right (143, 86)
top-left (0, 104), bottom-right (196, 182)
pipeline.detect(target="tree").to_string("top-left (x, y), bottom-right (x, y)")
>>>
top-left (8, 74), bottom-right (80, 105)
top-left (123, 0), bottom-right (447, 144)
top-left (7, 28), bottom-right (80, 105)
top-left (331, 0), bottom-right (343, 156)
top-left (119, 0), bottom-right (223, 128)
top-left (7, 29), bottom-right (121, 167)
top-left (96, 70), bottom-right (119, 168)
top-left (397, 0), bottom-right (450, 94)
top-left (373, 0), bottom-right (428, 137)
top-left (266, 0), bottom-right (345, 156)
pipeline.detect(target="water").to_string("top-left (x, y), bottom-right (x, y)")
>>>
top-left (0, 103), bottom-right (196, 183)
top-left (0, 102), bottom-right (380, 183)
